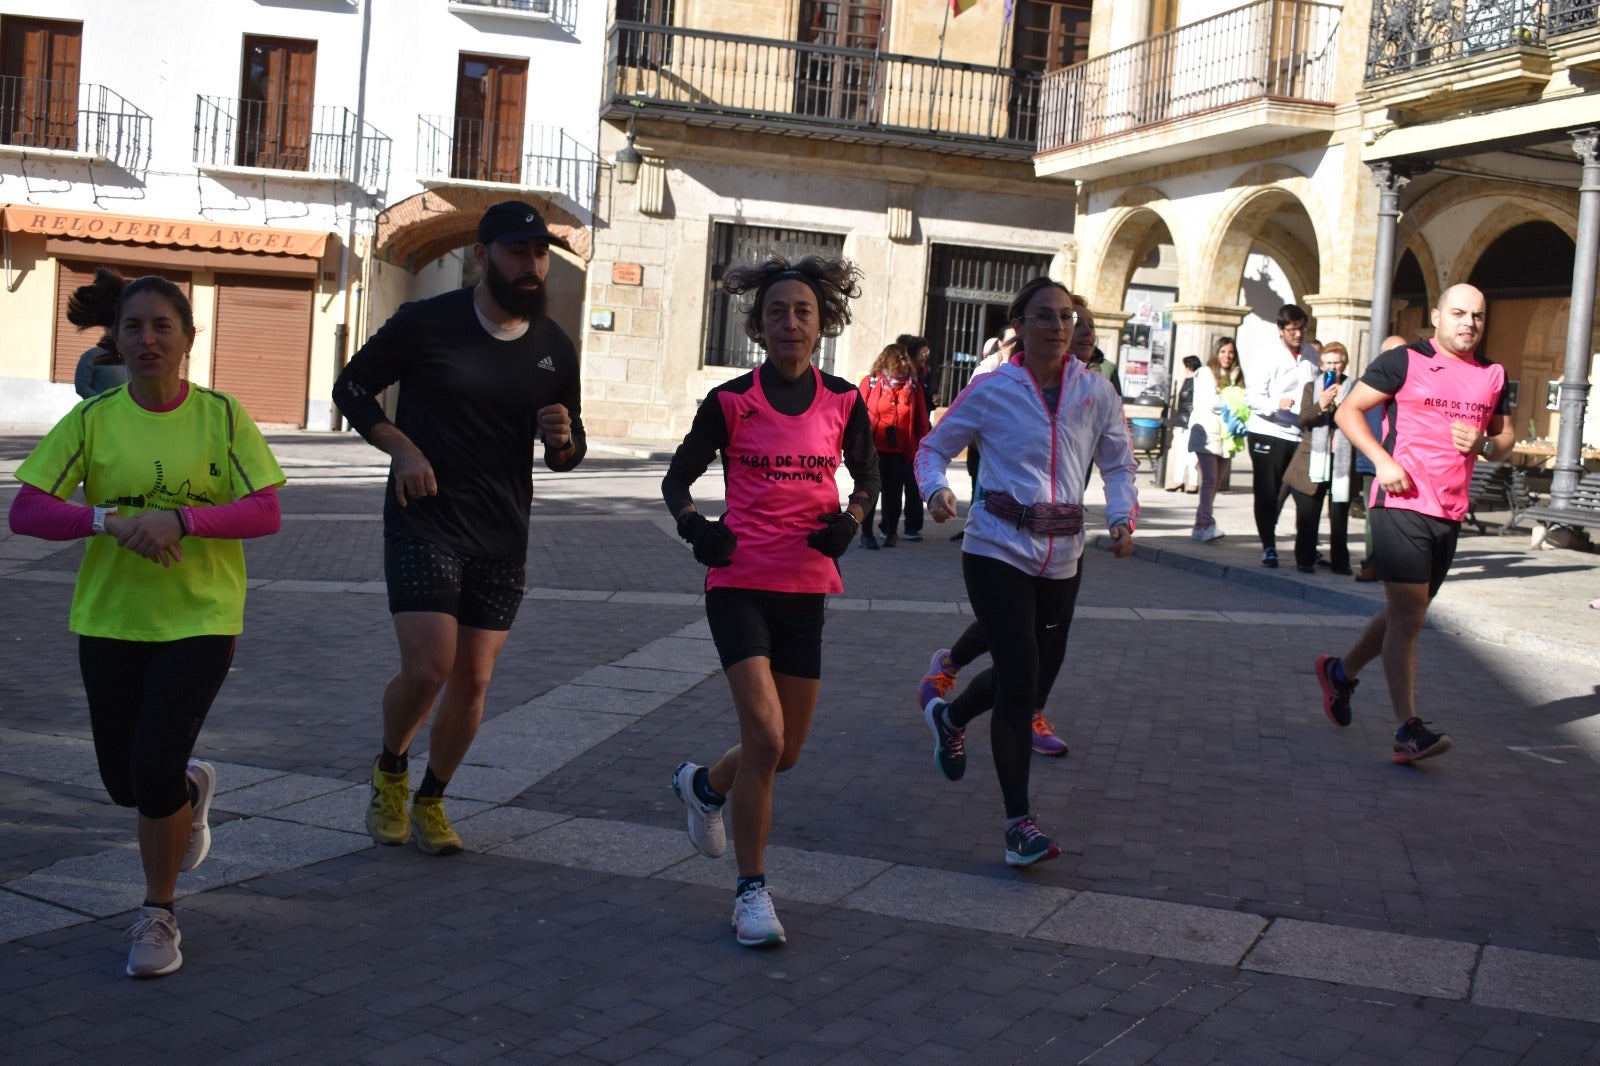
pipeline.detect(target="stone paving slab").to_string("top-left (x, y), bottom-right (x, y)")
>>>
top-left (1032, 890), bottom-right (1268, 968)
top-left (608, 590), bottom-right (703, 607)
top-left (1473, 946), bottom-right (1600, 1024)
top-left (661, 844), bottom-right (893, 905)
top-left (568, 663), bottom-right (714, 693)
top-left (843, 864), bottom-right (1072, 938)
top-left (611, 636), bottom-right (723, 673)
top-left (493, 817), bottom-right (694, 877)
top-left (212, 772), bottom-right (354, 816)
top-left (519, 683), bottom-right (673, 717)
top-left (258, 784), bottom-right (373, 832)
top-left (4, 844), bottom-right (146, 917)
top-left (207, 762), bottom-right (293, 793)
top-left (0, 728), bottom-right (99, 784)
top-left (1243, 916), bottom-right (1479, 999)
top-left (453, 806), bottom-right (571, 851)
top-left (0, 890), bottom-right (92, 940)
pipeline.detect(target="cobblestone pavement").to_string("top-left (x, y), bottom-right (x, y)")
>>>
top-left (1, 429), bottom-right (1598, 1065)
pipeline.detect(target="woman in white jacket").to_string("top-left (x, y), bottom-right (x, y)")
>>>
top-left (914, 277), bottom-right (1139, 866)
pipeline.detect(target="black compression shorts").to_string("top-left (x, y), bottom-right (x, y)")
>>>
top-left (384, 534), bottom-right (526, 631)
top-left (704, 587), bottom-right (826, 679)
top-left (1369, 507), bottom-right (1459, 599)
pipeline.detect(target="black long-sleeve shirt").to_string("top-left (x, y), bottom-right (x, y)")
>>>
top-left (662, 360), bottom-right (879, 518)
top-left (333, 287), bottom-right (584, 560)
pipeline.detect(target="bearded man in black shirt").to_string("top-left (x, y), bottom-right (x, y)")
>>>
top-left (333, 201), bottom-right (585, 855)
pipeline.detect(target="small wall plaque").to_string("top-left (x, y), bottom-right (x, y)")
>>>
top-left (590, 309), bottom-right (615, 331)
top-left (612, 263), bottom-right (643, 286)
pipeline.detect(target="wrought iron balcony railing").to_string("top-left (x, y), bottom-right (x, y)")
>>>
top-left (1037, 0), bottom-right (1340, 153)
top-left (1367, 0), bottom-right (1600, 80)
top-left (0, 76), bottom-right (152, 173)
top-left (606, 21), bottom-right (1043, 155)
top-left (447, 0), bottom-right (578, 30)
top-left (417, 115), bottom-right (598, 213)
top-left (193, 95), bottom-right (392, 191)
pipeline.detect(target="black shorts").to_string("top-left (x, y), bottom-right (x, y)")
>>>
top-left (704, 587), bottom-right (826, 679)
top-left (1369, 507), bottom-right (1459, 598)
top-left (384, 534), bottom-right (526, 631)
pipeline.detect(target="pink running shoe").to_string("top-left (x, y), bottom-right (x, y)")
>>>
top-left (917, 649), bottom-right (958, 710)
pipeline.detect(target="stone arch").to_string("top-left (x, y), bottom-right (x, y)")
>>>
top-left (1450, 202), bottom-right (1581, 290)
top-left (1397, 176), bottom-right (1577, 290)
top-left (1201, 165), bottom-right (1330, 308)
top-left (1396, 235), bottom-right (1439, 313)
top-left (1080, 191), bottom-right (1181, 314)
top-left (375, 187), bottom-right (591, 269)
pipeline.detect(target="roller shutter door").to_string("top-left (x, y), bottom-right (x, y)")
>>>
top-left (211, 273), bottom-right (313, 426)
top-left (53, 261), bottom-right (192, 382)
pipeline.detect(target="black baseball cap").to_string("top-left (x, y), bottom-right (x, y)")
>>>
top-left (477, 201), bottom-right (572, 252)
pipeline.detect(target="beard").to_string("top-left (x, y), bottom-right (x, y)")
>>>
top-left (483, 255), bottom-right (548, 322)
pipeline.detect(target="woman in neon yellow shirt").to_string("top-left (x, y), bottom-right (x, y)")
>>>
top-left (9, 269), bottom-right (285, 978)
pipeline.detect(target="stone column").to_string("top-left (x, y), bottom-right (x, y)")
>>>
top-left (1551, 128), bottom-right (1599, 509)
top-left (1366, 162), bottom-right (1415, 372)
top-left (1302, 293), bottom-right (1375, 368)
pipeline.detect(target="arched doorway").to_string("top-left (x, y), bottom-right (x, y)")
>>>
top-left (369, 188), bottom-right (591, 351)
top-left (1467, 221), bottom-right (1577, 441)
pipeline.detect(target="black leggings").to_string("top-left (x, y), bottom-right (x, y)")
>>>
top-left (79, 635), bottom-right (235, 818)
top-left (949, 557), bottom-right (1085, 703)
top-left (948, 554), bottom-right (1081, 819)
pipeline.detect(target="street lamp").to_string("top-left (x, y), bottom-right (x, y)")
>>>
top-left (615, 118), bottom-right (643, 185)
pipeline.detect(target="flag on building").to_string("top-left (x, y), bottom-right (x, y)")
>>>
top-left (950, 0), bottom-right (981, 15)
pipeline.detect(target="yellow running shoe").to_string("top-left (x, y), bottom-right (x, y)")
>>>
top-left (366, 761), bottom-right (410, 846)
top-left (410, 796), bottom-right (463, 855)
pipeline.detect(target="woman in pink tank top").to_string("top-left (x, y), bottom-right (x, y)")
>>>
top-left (661, 254), bottom-right (880, 948)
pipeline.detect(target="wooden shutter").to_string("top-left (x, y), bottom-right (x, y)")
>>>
top-left (240, 36), bottom-right (316, 171)
top-left (211, 274), bottom-right (313, 426)
top-left (1, 17), bottom-right (80, 150)
top-left (53, 261), bottom-right (193, 383)
top-left (454, 54), bottom-right (525, 183)
top-left (488, 59), bottom-right (526, 183)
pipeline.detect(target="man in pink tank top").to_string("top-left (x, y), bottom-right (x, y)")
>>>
top-left (1313, 285), bottom-right (1512, 764)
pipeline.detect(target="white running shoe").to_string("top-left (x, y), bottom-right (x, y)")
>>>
top-left (180, 760), bottom-right (216, 873)
top-left (731, 885), bottom-right (786, 947)
top-left (671, 761), bottom-right (726, 858)
top-left (125, 906), bottom-right (182, 977)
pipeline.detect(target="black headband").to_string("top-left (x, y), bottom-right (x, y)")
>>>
top-left (757, 268), bottom-right (825, 312)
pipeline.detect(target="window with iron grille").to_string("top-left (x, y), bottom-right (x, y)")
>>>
top-left (705, 222), bottom-right (847, 373)
top-left (924, 244), bottom-right (1053, 403)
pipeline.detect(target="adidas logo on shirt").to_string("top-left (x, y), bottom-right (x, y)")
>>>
top-left (537, 356), bottom-right (556, 371)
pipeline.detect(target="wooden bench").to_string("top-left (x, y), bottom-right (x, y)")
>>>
top-left (1523, 471), bottom-right (1600, 541)
top-left (1464, 461), bottom-right (1530, 535)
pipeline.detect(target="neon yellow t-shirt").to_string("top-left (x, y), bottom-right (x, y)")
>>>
top-left (15, 384), bottom-right (287, 640)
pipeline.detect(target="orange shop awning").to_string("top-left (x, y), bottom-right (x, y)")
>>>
top-left (1, 206), bottom-right (328, 258)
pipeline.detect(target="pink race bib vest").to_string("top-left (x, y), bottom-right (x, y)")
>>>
top-left (1377, 343), bottom-right (1506, 522)
top-left (710, 367), bottom-right (854, 594)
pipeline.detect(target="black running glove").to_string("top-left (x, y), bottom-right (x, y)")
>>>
top-left (806, 511), bottom-right (858, 559)
top-left (677, 511), bottom-right (736, 568)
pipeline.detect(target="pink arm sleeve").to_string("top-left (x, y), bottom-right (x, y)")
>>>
top-left (8, 483), bottom-right (94, 540)
top-left (183, 485), bottom-right (281, 540)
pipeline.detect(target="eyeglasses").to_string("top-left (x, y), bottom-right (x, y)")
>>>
top-left (1015, 310), bottom-right (1079, 329)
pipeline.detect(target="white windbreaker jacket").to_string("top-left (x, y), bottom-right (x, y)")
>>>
top-left (915, 357), bottom-right (1139, 580)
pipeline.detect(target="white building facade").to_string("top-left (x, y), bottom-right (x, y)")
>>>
top-left (0, 0), bottom-right (604, 427)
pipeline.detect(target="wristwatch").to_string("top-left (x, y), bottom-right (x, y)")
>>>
top-left (1480, 435), bottom-right (1494, 458)
top-left (91, 506), bottom-right (112, 535)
